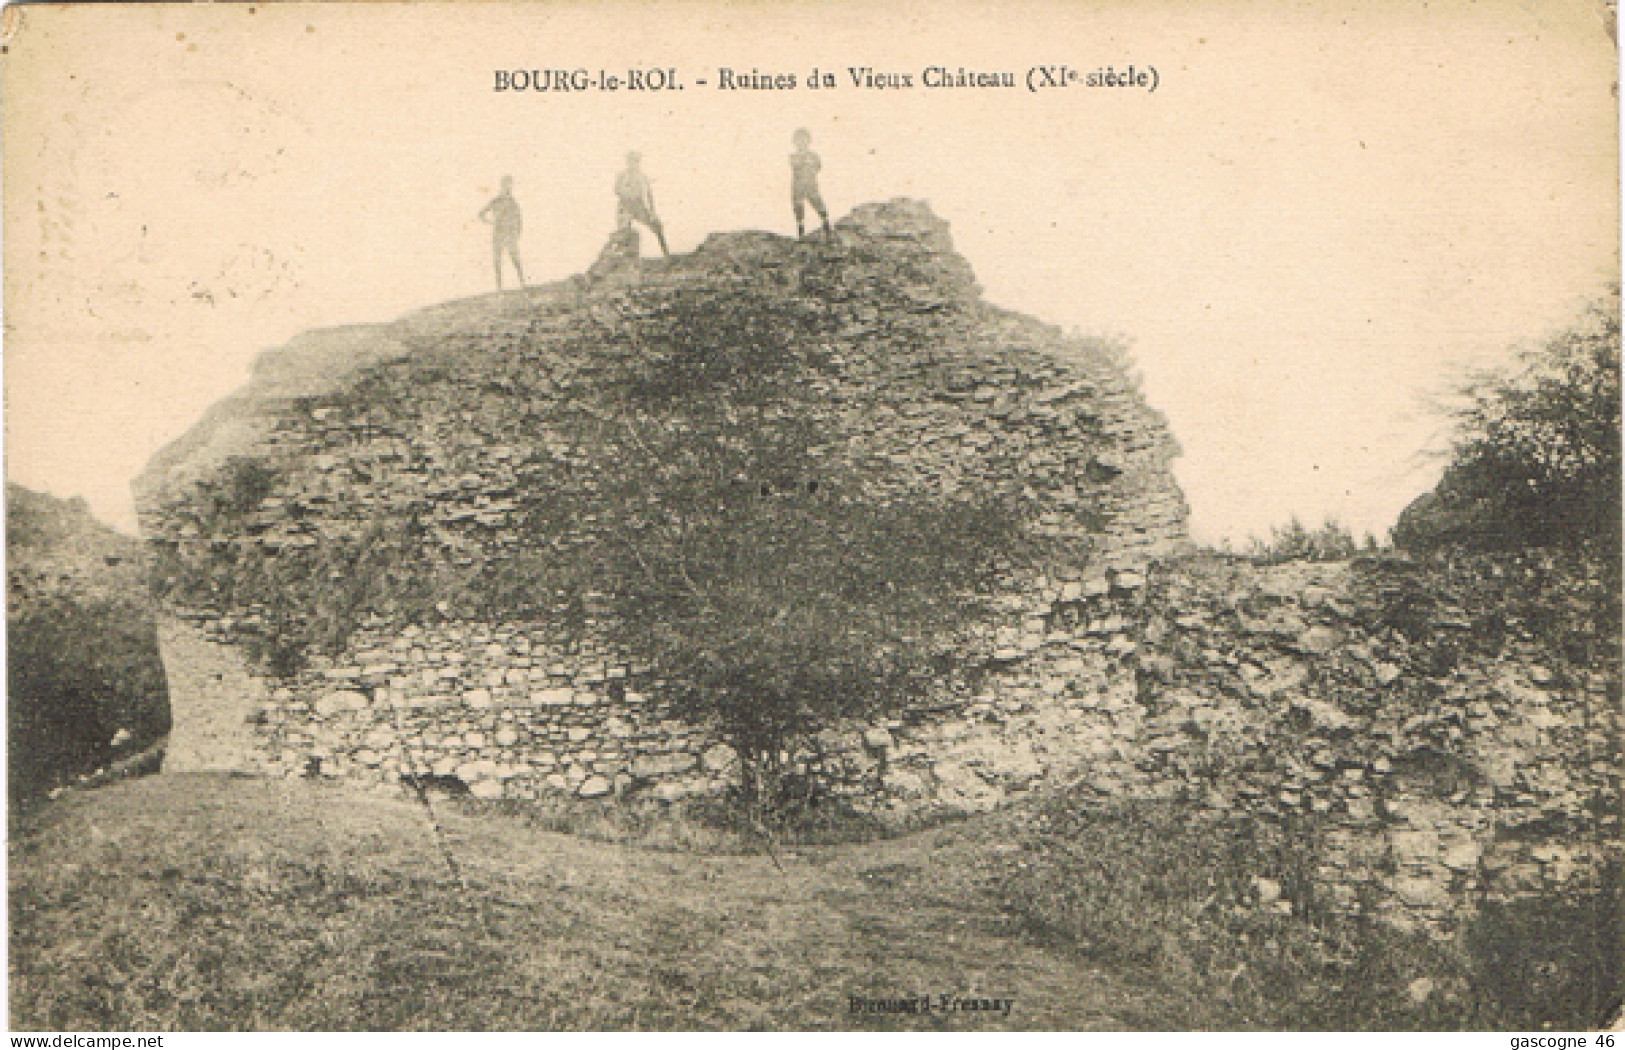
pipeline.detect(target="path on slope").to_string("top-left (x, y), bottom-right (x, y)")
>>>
top-left (156, 621), bottom-right (267, 773)
top-left (9, 775), bottom-right (1171, 1030)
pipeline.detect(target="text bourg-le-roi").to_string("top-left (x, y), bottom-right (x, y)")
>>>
top-left (492, 65), bottom-right (1159, 94)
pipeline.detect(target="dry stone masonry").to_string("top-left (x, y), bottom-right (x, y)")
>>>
top-left (137, 199), bottom-right (1188, 803)
top-left (135, 200), bottom-right (1617, 930)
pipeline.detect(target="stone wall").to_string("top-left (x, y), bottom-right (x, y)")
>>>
top-left (135, 199), bottom-right (1616, 930)
top-left (1058, 555), bottom-right (1620, 929)
top-left (164, 550), bottom-right (1620, 930)
top-left (164, 561), bottom-right (1157, 807)
top-left (137, 198), bottom-right (1191, 809)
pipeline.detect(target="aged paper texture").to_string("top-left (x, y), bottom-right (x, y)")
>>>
top-left (4, 0), bottom-right (1620, 1033)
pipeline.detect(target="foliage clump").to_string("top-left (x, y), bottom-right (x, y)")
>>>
top-left (7, 485), bottom-right (171, 808)
top-left (999, 795), bottom-right (1623, 1030)
top-left (599, 443), bottom-right (1027, 810)
top-left (1244, 515), bottom-right (1376, 565)
top-left (1396, 294), bottom-right (1621, 553)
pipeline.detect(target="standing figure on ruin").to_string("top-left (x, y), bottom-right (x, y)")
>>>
top-left (614, 152), bottom-right (670, 257)
top-left (479, 175), bottom-right (526, 291)
top-left (790, 128), bottom-right (832, 239)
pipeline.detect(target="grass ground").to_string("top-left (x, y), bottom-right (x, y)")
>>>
top-left (9, 776), bottom-right (1149, 1030)
top-left (10, 775), bottom-right (1618, 1031)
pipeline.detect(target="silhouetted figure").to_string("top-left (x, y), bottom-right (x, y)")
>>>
top-left (790, 129), bottom-right (831, 238)
top-left (614, 152), bottom-right (670, 256)
top-left (479, 175), bottom-right (525, 290)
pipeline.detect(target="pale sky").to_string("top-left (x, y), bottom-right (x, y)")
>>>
top-left (3, 0), bottom-right (1618, 544)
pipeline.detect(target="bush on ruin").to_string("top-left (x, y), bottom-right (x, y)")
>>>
top-left (1396, 293), bottom-right (1621, 553)
top-left (573, 387), bottom-right (1036, 818)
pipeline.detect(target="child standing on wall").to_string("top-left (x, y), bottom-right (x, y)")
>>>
top-left (478, 175), bottom-right (526, 290)
top-left (614, 152), bottom-right (670, 257)
top-left (790, 129), bottom-right (832, 239)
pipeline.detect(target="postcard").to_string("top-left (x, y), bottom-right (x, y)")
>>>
top-left (4, 0), bottom-right (1619, 1034)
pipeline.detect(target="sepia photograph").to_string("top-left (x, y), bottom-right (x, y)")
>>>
top-left (3, 0), bottom-right (1620, 1033)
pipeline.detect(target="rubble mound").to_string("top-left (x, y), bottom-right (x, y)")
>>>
top-left (135, 199), bottom-right (1187, 798)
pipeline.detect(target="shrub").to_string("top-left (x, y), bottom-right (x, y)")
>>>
top-left (8, 596), bottom-right (172, 805)
top-left (605, 484), bottom-right (1022, 813)
top-left (1465, 860), bottom-right (1624, 1030)
top-left (7, 486), bottom-right (171, 807)
top-left (584, 395), bottom-right (1035, 814)
top-left (998, 794), bottom-right (1622, 1030)
top-left (572, 293), bottom-right (1073, 814)
top-left (538, 292), bottom-right (1079, 815)
top-left (1245, 515), bottom-right (1371, 565)
top-left (615, 288), bottom-right (821, 406)
top-left (216, 457), bottom-right (281, 517)
top-left (1396, 294), bottom-right (1621, 553)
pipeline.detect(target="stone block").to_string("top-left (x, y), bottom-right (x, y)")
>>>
top-left (1295, 626), bottom-right (1342, 654)
top-left (701, 743), bottom-right (737, 773)
top-left (882, 769), bottom-right (929, 796)
top-left (1391, 873), bottom-right (1450, 909)
top-left (1111, 570), bottom-right (1145, 592)
top-left (932, 761), bottom-right (1003, 813)
top-left (455, 759), bottom-right (500, 783)
top-left (632, 752), bottom-right (698, 778)
top-left (315, 690), bottom-right (368, 717)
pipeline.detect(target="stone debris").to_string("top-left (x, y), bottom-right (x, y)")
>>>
top-left (137, 198), bottom-right (1189, 809)
top-left (132, 200), bottom-right (1619, 932)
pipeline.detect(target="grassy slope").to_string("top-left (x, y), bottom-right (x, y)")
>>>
top-left (8, 775), bottom-right (1192, 1032)
top-left (19, 771), bottom-right (1610, 1032)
